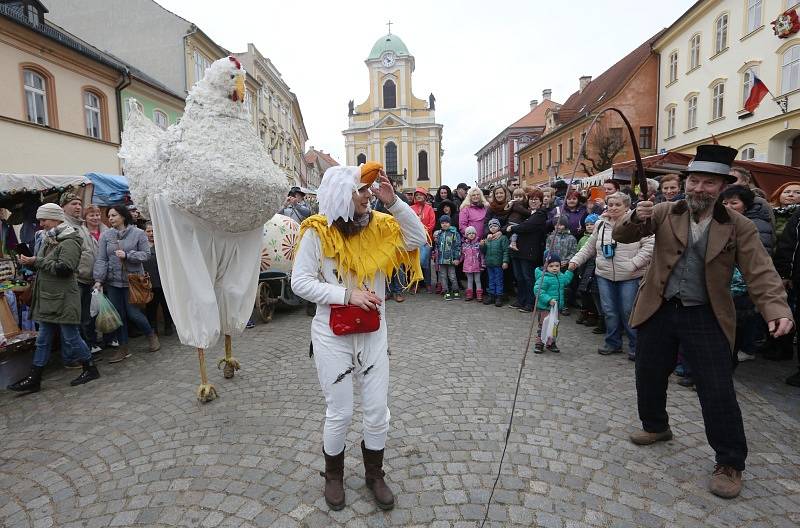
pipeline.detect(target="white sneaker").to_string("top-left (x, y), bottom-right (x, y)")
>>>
top-left (110, 340), bottom-right (119, 348)
top-left (90, 346), bottom-right (103, 354)
top-left (737, 351), bottom-right (756, 362)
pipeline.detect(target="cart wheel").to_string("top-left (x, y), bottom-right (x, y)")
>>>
top-left (256, 281), bottom-right (276, 323)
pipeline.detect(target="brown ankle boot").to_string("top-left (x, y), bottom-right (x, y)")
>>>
top-left (147, 334), bottom-right (161, 352)
top-left (106, 344), bottom-right (130, 364)
top-left (320, 448), bottom-right (345, 510)
top-left (361, 441), bottom-right (394, 510)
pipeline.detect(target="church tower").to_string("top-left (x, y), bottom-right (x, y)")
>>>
top-left (343, 30), bottom-right (443, 191)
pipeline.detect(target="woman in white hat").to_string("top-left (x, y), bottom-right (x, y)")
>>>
top-left (8, 203), bottom-right (100, 393)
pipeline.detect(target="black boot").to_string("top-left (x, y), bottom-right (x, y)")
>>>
top-left (482, 294), bottom-right (495, 305)
top-left (70, 360), bottom-right (100, 386)
top-left (361, 441), bottom-right (394, 510)
top-left (320, 448), bottom-right (345, 511)
top-left (8, 365), bottom-right (43, 393)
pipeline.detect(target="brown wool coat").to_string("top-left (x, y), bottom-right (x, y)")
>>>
top-left (613, 200), bottom-right (792, 351)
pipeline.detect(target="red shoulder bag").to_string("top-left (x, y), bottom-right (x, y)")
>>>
top-left (329, 304), bottom-right (381, 336)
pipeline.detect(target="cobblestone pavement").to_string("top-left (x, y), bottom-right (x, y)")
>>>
top-left (1, 294), bottom-right (800, 528)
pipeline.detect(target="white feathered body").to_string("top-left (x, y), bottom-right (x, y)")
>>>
top-left (120, 57), bottom-right (285, 233)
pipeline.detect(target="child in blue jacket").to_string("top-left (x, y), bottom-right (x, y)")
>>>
top-left (533, 253), bottom-right (574, 353)
top-left (433, 215), bottom-right (462, 300)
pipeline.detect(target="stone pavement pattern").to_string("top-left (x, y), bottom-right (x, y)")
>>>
top-left (1, 295), bottom-right (799, 528)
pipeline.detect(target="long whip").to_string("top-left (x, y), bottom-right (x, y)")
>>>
top-left (479, 108), bottom-right (643, 526)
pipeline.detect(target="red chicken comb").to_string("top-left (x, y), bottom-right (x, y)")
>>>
top-left (228, 56), bottom-right (241, 69)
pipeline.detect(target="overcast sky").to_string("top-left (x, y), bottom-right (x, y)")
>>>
top-left (155, 0), bottom-right (694, 188)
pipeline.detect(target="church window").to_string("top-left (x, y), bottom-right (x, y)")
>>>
top-left (385, 142), bottom-right (398, 174)
top-left (383, 80), bottom-right (396, 109)
top-left (357, 153), bottom-right (366, 165)
top-left (418, 150), bottom-right (429, 180)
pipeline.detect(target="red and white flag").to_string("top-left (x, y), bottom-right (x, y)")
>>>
top-left (744, 75), bottom-right (769, 113)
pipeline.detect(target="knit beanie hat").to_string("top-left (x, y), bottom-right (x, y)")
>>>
top-left (59, 191), bottom-right (82, 206)
top-left (488, 218), bottom-right (501, 229)
top-left (465, 226), bottom-right (477, 237)
top-left (545, 252), bottom-right (561, 265)
top-left (439, 214), bottom-right (452, 224)
top-left (37, 203), bottom-right (65, 222)
top-left (556, 215), bottom-right (569, 227)
top-left (585, 213), bottom-right (600, 225)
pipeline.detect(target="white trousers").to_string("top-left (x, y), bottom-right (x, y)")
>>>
top-left (148, 193), bottom-right (263, 349)
top-left (312, 324), bottom-right (390, 455)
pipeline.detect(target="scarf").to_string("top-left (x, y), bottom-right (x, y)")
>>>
top-left (298, 212), bottom-right (423, 287)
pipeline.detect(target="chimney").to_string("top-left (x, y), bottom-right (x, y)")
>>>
top-left (529, 99), bottom-right (538, 110)
top-left (542, 89), bottom-right (552, 101)
top-left (579, 76), bottom-right (592, 92)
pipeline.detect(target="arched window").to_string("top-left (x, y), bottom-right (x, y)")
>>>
top-left (24, 69), bottom-right (48, 125)
top-left (84, 91), bottom-right (102, 138)
top-left (783, 45), bottom-right (800, 94)
top-left (153, 109), bottom-right (168, 130)
top-left (385, 142), bottom-right (398, 174)
top-left (714, 13), bottom-right (728, 54)
top-left (712, 82), bottom-right (725, 119)
top-left (687, 95), bottom-right (698, 129)
top-left (356, 153), bottom-right (366, 166)
top-left (689, 33), bottom-right (701, 70)
top-left (383, 80), bottom-right (396, 109)
top-left (418, 150), bottom-right (429, 181)
top-left (665, 105), bottom-right (676, 138)
top-left (740, 144), bottom-right (756, 160)
top-left (668, 51), bottom-right (678, 83)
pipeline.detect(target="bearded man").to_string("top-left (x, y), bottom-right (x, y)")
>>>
top-left (613, 144), bottom-right (793, 499)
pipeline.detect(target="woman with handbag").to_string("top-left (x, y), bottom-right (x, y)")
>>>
top-left (93, 205), bottom-right (159, 363)
top-left (291, 163), bottom-right (427, 512)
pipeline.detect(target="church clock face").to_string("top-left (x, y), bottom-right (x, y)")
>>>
top-left (382, 52), bottom-right (395, 67)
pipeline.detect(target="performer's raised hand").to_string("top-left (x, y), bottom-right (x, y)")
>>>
top-left (373, 171), bottom-right (396, 206)
top-left (350, 289), bottom-right (382, 312)
top-left (635, 200), bottom-right (655, 220)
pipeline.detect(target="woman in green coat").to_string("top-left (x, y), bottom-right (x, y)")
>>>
top-left (8, 203), bottom-right (100, 393)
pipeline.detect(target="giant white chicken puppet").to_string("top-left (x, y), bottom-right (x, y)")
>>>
top-left (119, 56), bottom-right (285, 402)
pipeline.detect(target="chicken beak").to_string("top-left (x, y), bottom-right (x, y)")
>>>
top-left (232, 74), bottom-right (246, 103)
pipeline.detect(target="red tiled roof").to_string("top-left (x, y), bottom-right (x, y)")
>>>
top-left (304, 149), bottom-right (339, 168)
top-left (550, 29), bottom-right (666, 131)
top-left (508, 98), bottom-right (560, 129)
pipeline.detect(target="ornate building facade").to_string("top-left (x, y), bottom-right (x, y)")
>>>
top-left (343, 32), bottom-right (443, 191)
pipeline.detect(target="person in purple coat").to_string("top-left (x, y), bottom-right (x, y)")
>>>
top-left (458, 187), bottom-right (488, 240)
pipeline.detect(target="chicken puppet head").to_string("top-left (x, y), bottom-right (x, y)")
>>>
top-left (119, 56), bottom-right (286, 233)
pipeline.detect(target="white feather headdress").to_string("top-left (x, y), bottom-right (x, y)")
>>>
top-left (317, 166), bottom-right (360, 226)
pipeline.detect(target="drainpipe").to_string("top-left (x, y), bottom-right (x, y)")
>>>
top-left (115, 68), bottom-right (132, 143)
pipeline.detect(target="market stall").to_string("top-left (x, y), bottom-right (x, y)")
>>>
top-left (0, 173), bottom-right (93, 386)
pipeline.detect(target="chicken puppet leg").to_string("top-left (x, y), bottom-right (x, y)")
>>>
top-left (217, 334), bottom-right (240, 379)
top-left (196, 348), bottom-right (218, 402)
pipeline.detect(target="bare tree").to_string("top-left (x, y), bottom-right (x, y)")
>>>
top-left (579, 121), bottom-right (627, 176)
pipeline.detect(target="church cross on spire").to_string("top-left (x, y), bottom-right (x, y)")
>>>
top-left (386, 20), bottom-right (392, 34)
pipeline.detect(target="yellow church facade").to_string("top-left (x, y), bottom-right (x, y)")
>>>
top-left (343, 32), bottom-right (443, 191)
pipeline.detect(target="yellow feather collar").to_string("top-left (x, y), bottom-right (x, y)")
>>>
top-left (298, 212), bottom-right (422, 287)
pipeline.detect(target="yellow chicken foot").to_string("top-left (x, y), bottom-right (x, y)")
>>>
top-left (217, 334), bottom-right (240, 379)
top-left (197, 347), bottom-right (218, 402)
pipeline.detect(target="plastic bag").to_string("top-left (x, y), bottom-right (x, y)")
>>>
top-left (541, 304), bottom-right (560, 345)
top-left (91, 290), bottom-right (122, 334)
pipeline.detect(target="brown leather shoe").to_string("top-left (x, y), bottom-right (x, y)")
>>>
top-left (106, 345), bottom-right (130, 364)
top-left (320, 449), bottom-right (345, 510)
top-left (147, 334), bottom-right (161, 352)
top-left (361, 441), bottom-right (395, 510)
top-left (629, 428), bottom-right (673, 445)
top-left (709, 464), bottom-right (743, 498)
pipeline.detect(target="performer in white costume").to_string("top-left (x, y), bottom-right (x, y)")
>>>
top-left (291, 162), bottom-right (426, 511)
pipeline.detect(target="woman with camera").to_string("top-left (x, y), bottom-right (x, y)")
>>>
top-left (569, 192), bottom-right (654, 360)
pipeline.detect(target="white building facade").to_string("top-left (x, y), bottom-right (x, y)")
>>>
top-left (655, 0), bottom-right (800, 165)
